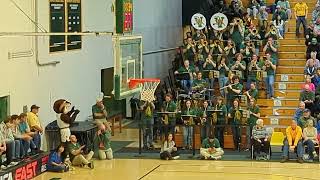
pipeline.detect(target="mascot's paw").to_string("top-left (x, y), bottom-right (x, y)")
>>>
top-left (71, 106), bottom-right (75, 112)
top-left (74, 109), bottom-right (80, 114)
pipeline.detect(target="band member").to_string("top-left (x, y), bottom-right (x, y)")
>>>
top-left (218, 56), bottom-right (230, 98)
top-left (183, 37), bottom-right (196, 62)
top-left (230, 53), bottom-right (246, 82)
top-left (240, 37), bottom-right (255, 62)
top-left (247, 27), bottom-right (261, 55)
top-left (209, 38), bottom-right (223, 63)
top-left (245, 82), bottom-right (259, 101)
top-left (247, 54), bottom-right (261, 90)
top-left (224, 39), bottom-right (237, 63)
top-left (228, 99), bottom-right (242, 151)
top-left (175, 60), bottom-right (196, 94)
top-left (200, 134), bottom-right (224, 160)
top-left (200, 101), bottom-right (212, 141)
top-left (262, 53), bottom-right (276, 99)
top-left (227, 75), bottom-right (243, 110)
top-left (214, 96), bottom-right (228, 148)
top-left (140, 100), bottom-right (155, 149)
top-left (181, 100), bottom-right (195, 149)
top-left (230, 18), bottom-right (245, 51)
top-left (161, 93), bottom-right (177, 136)
top-left (246, 98), bottom-right (260, 150)
top-left (263, 36), bottom-right (278, 64)
top-left (192, 72), bottom-right (207, 91)
top-left (197, 38), bottom-right (210, 70)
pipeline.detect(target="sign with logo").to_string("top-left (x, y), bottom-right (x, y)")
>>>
top-left (191, 13), bottom-right (206, 30)
top-left (210, 13), bottom-right (228, 31)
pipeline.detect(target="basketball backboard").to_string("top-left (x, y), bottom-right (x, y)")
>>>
top-left (112, 35), bottom-right (143, 100)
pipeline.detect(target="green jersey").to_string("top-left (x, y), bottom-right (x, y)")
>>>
top-left (247, 105), bottom-right (260, 127)
top-left (94, 130), bottom-right (112, 152)
top-left (202, 138), bottom-right (220, 148)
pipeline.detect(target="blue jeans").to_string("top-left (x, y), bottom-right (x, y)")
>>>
top-left (5, 140), bottom-right (20, 163)
top-left (181, 80), bottom-right (193, 93)
top-left (21, 140), bottom-right (30, 157)
top-left (183, 126), bottom-right (193, 147)
top-left (296, 16), bottom-right (307, 36)
top-left (47, 164), bottom-right (68, 172)
top-left (33, 132), bottom-right (41, 150)
top-left (303, 139), bottom-right (317, 158)
top-left (218, 77), bottom-right (228, 97)
top-left (282, 138), bottom-right (303, 158)
top-left (265, 75), bottom-right (274, 98)
top-left (142, 120), bottom-right (154, 147)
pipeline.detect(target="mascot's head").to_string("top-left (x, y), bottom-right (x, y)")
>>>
top-left (53, 99), bottom-right (71, 114)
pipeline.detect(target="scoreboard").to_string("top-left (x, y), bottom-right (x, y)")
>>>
top-left (116, 0), bottom-right (133, 34)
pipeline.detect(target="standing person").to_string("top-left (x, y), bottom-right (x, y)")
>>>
top-left (92, 95), bottom-right (108, 126)
top-left (47, 144), bottom-right (69, 172)
top-left (200, 101), bottom-right (212, 141)
top-left (181, 100), bottom-right (195, 149)
top-left (200, 134), bottom-right (224, 160)
top-left (94, 123), bottom-right (113, 160)
top-left (281, 120), bottom-right (304, 163)
top-left (226, 75), bottom-right (243, 110)
top-left (27, 105), bottom-right (42, 151)
top-left (245, 82), bottom-right (259, 101)
top-left (68, 135), bottom-right (94, 168)
top-left (262, 53), bottom-right (277, 99)
top-left (228, 99), bottom-right (242, 151)
top-left (161, 93), bottom-right (177, 136)
top-left (214, 97), bottom-right (228, 148)
top-left (252, 119), bottom-right (270, 160)
top-left (303, 120), bottom-right (319, 162)
top-left (293, 0), bottom-right (308, 37)
top-left (218, 56), bottom-right (230, 98)
top-left (247, 54), bottom-right (261, 90)
top-left (140, 100), bottom-right (155, 149)
top-left (246, 98), bottom-right (260, 150)
top-left (160, 133), bottom-right (179, 160)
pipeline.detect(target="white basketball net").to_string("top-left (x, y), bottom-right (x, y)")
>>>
top-left (140, 81), bottom-right (160, 102)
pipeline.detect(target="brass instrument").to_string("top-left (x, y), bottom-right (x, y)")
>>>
top-left (234, 109), bottom-right (242, 122)
top-left (162, 114), bottom-right (169, 125)
top-left (212, 105), bottom-right (218, 124)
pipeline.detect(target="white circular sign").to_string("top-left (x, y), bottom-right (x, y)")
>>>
top-left (210, 13), bottom-right (228, 31)
top-left (191, 13), bottom-right (206, 30)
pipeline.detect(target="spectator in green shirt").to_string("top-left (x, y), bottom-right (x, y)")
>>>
top-left (245, 82), bottom-right (259, 101)
top-left (68, 135), bottom-right (94, 168)
top-left (94, 123), bottom-right (113, 160)
top-left (182, 100), bottom-right (195, 149)
top-left (200, 134), bottom-right (224, 160)
top-left (300, 84), bottom-right (315, 113)
top-left (92, 94), bottom-right (108, 126)
top-left (246, 98), bottom-right (260, 150)
top-left (140, 101), bottom-right (155, 149)
top-left (247, 54), bottom-right (261, 90)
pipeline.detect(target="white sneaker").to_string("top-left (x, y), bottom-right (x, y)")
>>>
top-left (1, 165), bottom-right (7, 170)
top-left (172, 156), bottom-right (180, 160)
top-left (213, 156), bottom-right (222, 160)
top-left (9, 161), bottom-right (19, 166)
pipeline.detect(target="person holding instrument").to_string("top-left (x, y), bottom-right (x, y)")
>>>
top-left (200, 100), bottom-right (212, 141)
top-left (214, 96), bottom-right (228, 148)
top-left (228, 98), bottom-right (242, 151)
top-left (240, 37), bottom-right (255, 63)
top-left (181, 100), bottom-right (196, 149)
top-left (161, 93), bottom-right (177, 136)
top-left (140, 100), bottom-right (155, 149)
top-left (262, 53), bottom-right (276, 99)
top-left (209, 38), bottom-right (223, 63)
top-left (175, 60), bottom-right (196, 94)
top-left (183, 37), bottom-right (196, 63)
top-left (230, 53), bottom-right (246, 83)
top-left (247, 54), bottom-right (261, 90)
top-left (197, 38), bottom-right (210, 71)
top-left (218, 56), bottom-right (230, 98)
top-left (192, 72), bottom-right (207, 92)
top-left (263, 36), bottom-right (278, 64)
top-left (247, 27), bottom-right (261, 55)
top-left (226, 75), bottom-right (243, 110)
top-left (224, 39), bottom-right (236, 63)
top-left (246, 98), bottom-right (260, 150)
top-left (230, 18), bottom-right (244, 51)
top-left (245, 82), bottom-right (259, 101)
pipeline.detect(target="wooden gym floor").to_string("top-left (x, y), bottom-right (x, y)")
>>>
top-left (35, 159), bottom-right (320, 180)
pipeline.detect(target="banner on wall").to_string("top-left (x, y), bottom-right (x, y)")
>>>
top-left (210, 13), bottom-right (228, 31)
top-left (191, 13), bottom-right (206, 30)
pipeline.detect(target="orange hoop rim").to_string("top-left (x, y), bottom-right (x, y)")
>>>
top-left (128, 78), bottom-right (160, 89)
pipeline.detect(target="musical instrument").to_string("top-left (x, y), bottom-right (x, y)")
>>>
top-left (219, 83), bottom-right (237, 90)
top-left (158, 111), bottom-right (176, 125)
top-left (181, 115), bottom-right (197, 125)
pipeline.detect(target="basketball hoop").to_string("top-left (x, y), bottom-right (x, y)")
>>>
top-left (129, 78), bottom-right (160, 102)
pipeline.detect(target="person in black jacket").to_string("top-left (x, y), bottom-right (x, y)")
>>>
top-left (306, 38), bottom-right (320, 60)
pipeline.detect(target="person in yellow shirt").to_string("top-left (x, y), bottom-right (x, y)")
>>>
top-left (281, 120), bottom-right (303, 163)
top-left (27, 104), bottom-right (43, 151)
top-left (293, 0), bottom-right (308, 37)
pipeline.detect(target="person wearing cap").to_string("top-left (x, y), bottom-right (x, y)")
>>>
top-left (298, 108), bottom-right (316, 129)
top-left (276, 0), bottom-right (291, 20)
top-left (299, 84), bottom-right (315, 114)
top-left (306, 38), bottom-right (320, 60)
top-left (92, 96), bottom-right (108, 126)
top-left (293, 0), bottom-right (308, 37)
top-left (200, 134), bottom-right (224, 160)
top-left (27, 104), bottom-right (42, 150)
top-left (281, 120), bottom-right (303, 163)
top-left (303, 119), bottom-right (319, 162)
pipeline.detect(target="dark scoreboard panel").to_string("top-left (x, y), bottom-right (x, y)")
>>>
top-left (116, 0), bottom-right (133, 34)
top-left (49, 0), bottom-right (65, 52)
top-left (49, 0), bottom-right (82, 52)
top-left (67, 0), bottom-right (82, 50)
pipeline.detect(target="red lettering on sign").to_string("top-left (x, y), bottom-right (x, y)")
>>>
top-left (15, 161), bottom-right (37, 180)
